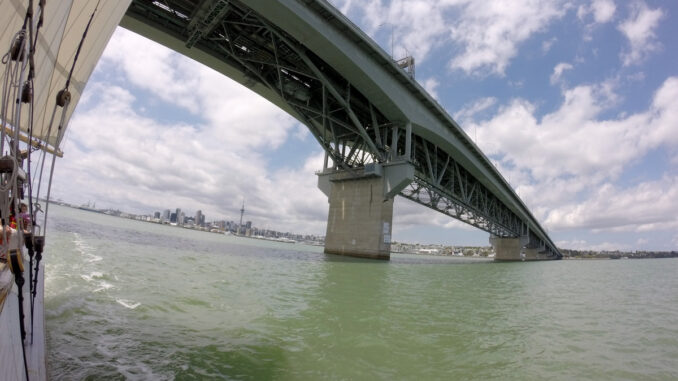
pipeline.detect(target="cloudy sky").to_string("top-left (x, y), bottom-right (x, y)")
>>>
top-left (52, 0), bottom-right (677, 251)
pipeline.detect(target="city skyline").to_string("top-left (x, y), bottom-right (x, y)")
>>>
top-left (71, 199), bottom-right (323, 242)
top-left (49, 0), bottom-right (678, 251)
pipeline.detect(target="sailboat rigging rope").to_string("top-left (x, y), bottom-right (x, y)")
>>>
top-left (35, 0), bottom-right (99, 236)
top-left (0, 30), bottom-right (29, 155)
top-left (66, 0), bottom-right (100, 90)
top-left (33, 102), bottom-right (58, 232)
top-left (40, 99), bottom-right (69, 237)
top-left (0, 2), bottom-right (39, 379)
top-left (26, 5), bottom-right (100, 345)
top-left (0, 9), bottom-right (102, 377)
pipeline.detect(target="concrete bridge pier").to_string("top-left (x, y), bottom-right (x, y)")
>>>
top-left (490, 235), bottom-right (554, 261)
top-left (523, 247), bottom-right (551, 260)
top-left (489, 235), bottom-right (528, 261)
top-left (318, 161), bottom-right (414, 260)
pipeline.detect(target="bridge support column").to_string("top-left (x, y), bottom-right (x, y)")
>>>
top-left (523, 247), bottom-right (551, 261)
top-left (490, 236), bottom-right (555, 261)
top-left (318, 162), bottom-right (414, 260)
top-left (489, 235), bottom-right (526, 261)
top-left (324, 175), bottom-right (393, 259)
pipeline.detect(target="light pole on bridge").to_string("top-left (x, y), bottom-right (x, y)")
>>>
top-left (377, 22), bottom-right (394, 59)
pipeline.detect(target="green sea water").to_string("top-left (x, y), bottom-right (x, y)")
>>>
top-left (44, 205), bottom-right (678, 380)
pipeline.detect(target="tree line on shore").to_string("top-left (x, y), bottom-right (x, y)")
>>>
top-left (561, 249), bottom-right (678, 259)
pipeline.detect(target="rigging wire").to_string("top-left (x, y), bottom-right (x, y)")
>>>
top-left (1, 7), bottom-right (102, 373)
top-left (0, 30), bottom-right (27, 157)
top-left (0, 1), bottom-right (38, 379)
top-left (38, 0), bottom-right (100, 237)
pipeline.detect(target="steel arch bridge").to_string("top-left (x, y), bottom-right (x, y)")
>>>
top-left (121, 0), bottom-right (561, 259)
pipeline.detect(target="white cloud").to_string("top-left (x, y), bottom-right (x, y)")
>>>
top-left (556, 240), bottom-right (630, 251)
top-left (331, 0), bottom-right (568, 76)
top-left (470, 77), bottom-right (678, 181)
top-left (550, 62), bottom-right (574, 85)
top-left (542, 37), bottom-right (557, 53)
top-left (334, 0), bottom-right (354, 15)
top-left (464, 76), bottom-right (678, 231)
top-left (447, 0), bottom-right (568, 76)
top-left (618, 1), bottom-right (664, 66)
top-left (592, 0), bottom-right (616, 23)
top-left (626, 72), bottom-right (645, 82)
top-left (101, 29), bottom-right (295, 151)
top-left (392, 197), bottom-right (477, 233)
top-left (292, 124), bottom-right (310, 141)
top-left (453, 97), bottom-right (497, 123)
top-left (545, 176), bottom-right (678, 232)
top-left (578, 0), bottom-right (616, 41)
top-left (101, 32), bottom-right (201, 114)
top-left (422, 77), bottom-right (440, 99)
top-left (332, 0), bottom-right (449, 63)
top-left (578, 0), bottom-right (616, 24)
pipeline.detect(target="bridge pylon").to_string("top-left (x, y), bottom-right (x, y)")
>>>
top-left (490, 235), bottom-right (554, 261)
top-left (318, 161), bottom-right (414, 260)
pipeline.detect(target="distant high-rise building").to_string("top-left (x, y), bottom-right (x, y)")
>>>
top-left (170, 212), bottom-right (177, 223)
top-left (154, 211), bottom-right (161, 219)
top-left (199, 214), bottom-right (205, 227)
top-left (162, 209), bottom-right (171, 221)
top-left (178, 211), bottom-right (185, 225)
top-left (195, 210), bottom-right (203, 227)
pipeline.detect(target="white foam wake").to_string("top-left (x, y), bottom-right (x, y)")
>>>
top-left (93, 282), bottom-right (113, 292)
top-left (81, 271), bottom-right (104, 282)
top-left (116, 299), bottom-right (141, 309)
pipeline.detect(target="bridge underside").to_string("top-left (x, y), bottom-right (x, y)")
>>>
top-left (122, 0), bottom-right (562, 260)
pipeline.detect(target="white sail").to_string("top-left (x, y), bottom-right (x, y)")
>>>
top-left (0, 0), bottom-right (131, 152)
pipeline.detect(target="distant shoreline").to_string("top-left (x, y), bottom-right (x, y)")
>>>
top-left (47, 201), bottom-right (677, 258)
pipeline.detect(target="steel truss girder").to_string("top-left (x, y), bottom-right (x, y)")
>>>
top-left (401, 135), bottom-right (523, 238)
top-left (127, 0), bottom-right (390, 168)
top-left (401, 178), bottom-right (521, 238)
top-left (402, 133), bottom-right (558, 256)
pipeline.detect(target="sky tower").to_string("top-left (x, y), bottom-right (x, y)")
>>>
top-left (239, 199), bottom-right (245, 232)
